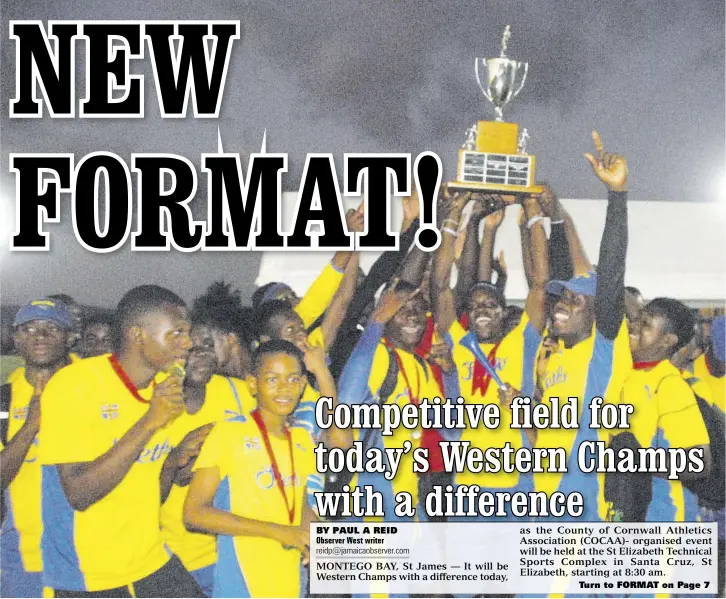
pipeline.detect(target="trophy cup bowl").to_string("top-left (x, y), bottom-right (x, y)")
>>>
top-left (475, 57), bottom-right (528, 122)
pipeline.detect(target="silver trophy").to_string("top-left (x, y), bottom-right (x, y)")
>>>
top-left (475, 25), bottom-right (528, 121)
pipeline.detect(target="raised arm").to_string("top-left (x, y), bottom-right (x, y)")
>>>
top-left (517, 208), bottom-right (534, 289)
top-left (341, 192), bottom-right (420, 332)
top-left (431, 191), bottom-right (470, 333)
top-left (585, 131), bottom-right (628, 340)
top-left (397, 242), bottom-right (430, 289)
top-left (477, 207), bottom-right (505, 285)
top-left (562, 210), bottom-right (593, 276)
top-left (522, 196), bottom-right (550, 333)
top-left (492, 251), bottom-right (508, 294)
top-left (338, 285), bottom-right (420, 405)
top-left (295, 260), bottom-right (347, 329)
top-left (320, 254), bottom-right (360, 348)
top-left (320, 210), bottom-right (365, 348)
top-left (537, 187), bottom-right (573, 282)
top-left (303, 346), bottom-right (352, 449)
top-left (453, 202), bottom-right (487, 312)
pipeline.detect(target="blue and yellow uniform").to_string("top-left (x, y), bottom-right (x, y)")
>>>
top-left (693, 354), bottom-right (725, 413)
top-left (445, 314), bottom-right (540, 503)
top-left (624, 361), bottom-right (710, 522)
top-left (192, 419), bottom-right (317, 598)
top-left (37, 355), bottom-right (189, 593)
top-left (0, 368), bottom-right (43, 598)
top-left (160, 375), bottom-right (253, 596)
top-left (223, 378), bottom-right (324, 511)
top-left (536, 321), bottom-right (632, 521)
top-left (338, 322), bottom-right (444, 519)
top-left (290, 384), bottom-right (328, 442)
top-left (295, 262), bottom-right (345, 349)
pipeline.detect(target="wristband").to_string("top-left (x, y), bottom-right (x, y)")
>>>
top-left (550, 218), bottom-right (565, 225)
top-left (527, 215), bottom-right (544, 229)
top-left (442, 227), bottom-right (458, 236)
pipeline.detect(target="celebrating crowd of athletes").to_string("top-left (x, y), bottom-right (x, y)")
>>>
top-left (1, 133), bottom-right (724, 598)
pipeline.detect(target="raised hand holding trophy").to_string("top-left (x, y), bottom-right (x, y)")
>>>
top-left (450, 26), bottom-right (543, 196)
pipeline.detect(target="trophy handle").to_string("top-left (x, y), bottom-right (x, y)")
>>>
top-left (513, 61), bottom-right (529, 98)
top-left (475, 57), bottom-right (493, 102)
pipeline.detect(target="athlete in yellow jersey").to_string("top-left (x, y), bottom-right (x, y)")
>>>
top-left (184, 340), bottom-right (318, 598)
top-left (682, 315), bottom-right (726, 597)
top-left (625, 298), bottom-right (711, 522)
top-left (693, 315), bottom-right (726, 413)
top-left (671, 323), bottom-right (712, 399)
top-left (338, 282), bottom-right (445, 519)
top-left (431, 190), bottom-right (548, 519)
top-left (0, 299), bottom-right (72, 598)
top-left (536, 132), bottom-right (632, 522)
top-left (38, 286), bottom-right (208, 597)
top-left (253, 299), bottom-right (351, 449)
top-left (160, 323), bottom-right (256, 596)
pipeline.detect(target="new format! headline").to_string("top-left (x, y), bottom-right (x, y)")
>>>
top-left (9, 20), bottom-right (443, 253)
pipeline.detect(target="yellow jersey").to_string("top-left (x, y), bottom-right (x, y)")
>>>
top-left (160, 376), bottom-right (254, 573)
top-left (233, 378), bottom-right (324, 510)
top-left (536, 321), bottom-right (633, 520)
top-left (446, 314), bottom-right (540, 489)
top-left (38, 355), bottom-right (188, 592)
top-left (306, 326), bottom-right (326, 351)
top-left (338, 322), bottom-right (442, 516)
top-left (294, 262), bottom-right (344, 329)
top-left (693, 354), bottom-right (725, 413)
top-left (193, 419), bottom-right (317, 598)
top-left (0, 369), bottom-right (43, 574)
top-left (623, 360), bottom-right (709, 522)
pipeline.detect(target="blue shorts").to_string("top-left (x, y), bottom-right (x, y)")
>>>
top-left (0, 566), bottom-right (43, 598)
top-left (190, 564), bottom-right (215, 598)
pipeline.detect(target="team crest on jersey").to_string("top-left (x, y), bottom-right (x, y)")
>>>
top-left (544, 365), bottom-right (567, 390)
top-left (101, 404), bottom-right (119, 420)
top-left (256, 466), bottom-right (299, 490)
top-left (11, 406), bottom-right (28, 420)
top-left (244, 436), bottom-right (261, 452)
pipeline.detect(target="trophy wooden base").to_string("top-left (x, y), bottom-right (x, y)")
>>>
top-left (447, 180), bottom-right (543, 196)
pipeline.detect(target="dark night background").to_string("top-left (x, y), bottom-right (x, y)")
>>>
top-left (1, 1), bottom-right (724, 306)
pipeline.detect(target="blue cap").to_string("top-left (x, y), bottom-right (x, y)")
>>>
top-left (711, 315), bottom-right (725, 362)
top-left (13, 299), bottom-right (72, 329)
top-left (546, 272), bottom-right (598, 298)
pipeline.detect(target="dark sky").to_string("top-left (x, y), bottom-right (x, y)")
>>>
top-left (1, 0), bottom-right (724, 307)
